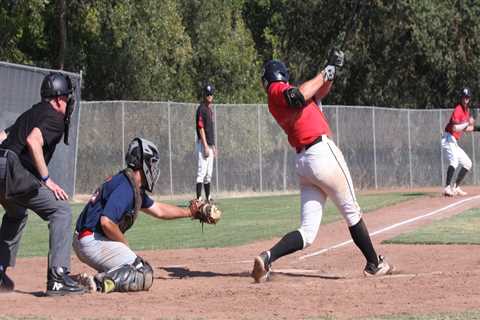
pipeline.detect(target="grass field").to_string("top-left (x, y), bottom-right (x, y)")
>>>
top-left (384, 208), bottom-right (480, 245)
top-left (0, 191), bottom-right (426, 258)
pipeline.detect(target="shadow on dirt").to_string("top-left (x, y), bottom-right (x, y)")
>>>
top-left (159, 266), bottom-right (250, 279)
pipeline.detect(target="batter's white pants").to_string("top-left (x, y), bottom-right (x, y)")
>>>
top-left (72, 232), bottom-right (137, 272)
top-left (295, 136), bottom-right (362, 248)
top-left (196, 140), bottom-right (214, 184)
top-left (441, 132), bottom-right (472, 170)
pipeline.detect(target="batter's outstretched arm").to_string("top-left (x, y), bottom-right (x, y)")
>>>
top-left (299, 70), bottom-right (331, 101)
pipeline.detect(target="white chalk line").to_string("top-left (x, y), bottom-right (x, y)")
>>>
top-left (299, 195), bottom-right (480, 260)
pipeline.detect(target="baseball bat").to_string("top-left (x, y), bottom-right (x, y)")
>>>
top-left (338, 0), bottom-right (363, 51)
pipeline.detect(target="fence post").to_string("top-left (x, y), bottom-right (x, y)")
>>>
top-left (372, 108), bottom-right (378, 189)
top-left (167, 101), bottom-right (173, 196)
top-left (214, 104), bottom-right (219, 194)
top-left (408, 109), bottom-right (413, 188)
top-left (440, 110), bottom-right (445, 185)
top-left (257, 104), bottom-right (263, 192)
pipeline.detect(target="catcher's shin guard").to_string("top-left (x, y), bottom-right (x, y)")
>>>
top-left (98, 257), bottom-right (154, 293)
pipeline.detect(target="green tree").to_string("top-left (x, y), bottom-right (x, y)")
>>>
top-left (180, 0), bottom-right (263, 103)
top-left (67, 0), bottom-right (195, 101)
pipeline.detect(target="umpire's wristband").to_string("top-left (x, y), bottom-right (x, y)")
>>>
top-left (41, 175), bottom-right (50, 182)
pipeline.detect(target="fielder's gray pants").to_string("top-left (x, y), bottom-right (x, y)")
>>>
top-left (0, 185), bottom-right (73, 270)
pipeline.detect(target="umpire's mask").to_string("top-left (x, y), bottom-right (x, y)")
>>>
top-left (125, 138), bottom-right (160, 192)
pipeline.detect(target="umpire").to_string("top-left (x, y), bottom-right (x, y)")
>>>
top-left (0, 72), bottom-right (84, 296)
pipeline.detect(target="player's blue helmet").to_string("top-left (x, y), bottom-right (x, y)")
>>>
top-left (204, 84), bottom-right (215, 97)
top-left (261, 60), bottom-right (289, 89)
top-left (461, 87), bottom-right (471, 98)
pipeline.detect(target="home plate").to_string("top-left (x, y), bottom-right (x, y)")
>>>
top-left (271, 268), bottom-right (347, 279)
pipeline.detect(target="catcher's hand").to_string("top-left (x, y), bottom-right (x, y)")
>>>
top-left (189, 199), bottom-right (222, 224)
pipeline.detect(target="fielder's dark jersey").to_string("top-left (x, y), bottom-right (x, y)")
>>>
top-left (0, 101), bottom-right (65, 179)
top-left (195, 103), bottom-right (215, 146)
top-left (75, 171), bottom-right (154, 235)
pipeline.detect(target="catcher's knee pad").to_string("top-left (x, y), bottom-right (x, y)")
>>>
top-left (98, 257), bottom-right (154, 293)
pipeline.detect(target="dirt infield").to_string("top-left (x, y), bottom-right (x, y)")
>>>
top-left (2, 188), bottom-right (480, 320)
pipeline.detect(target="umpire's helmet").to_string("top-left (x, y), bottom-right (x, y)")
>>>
top-left (41, 72), bottom-right (73, 100)
top-left (261, 60), bottom-right (289, 89)
top-left (125, 138), bottom-right (160, 192)
top-left (461, 87), bottom-right (472, 98)
top-left (204, 84), bottom-right (215, 97)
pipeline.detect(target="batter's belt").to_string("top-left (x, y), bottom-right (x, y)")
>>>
top-left (296, 135), bottom-right (324, 153)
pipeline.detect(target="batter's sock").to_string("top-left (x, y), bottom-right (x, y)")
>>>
top-left (204, 183), bottom-right (211, 200)
top-left (446, 166), bottom-right (455, 186)
top-left (349, 219), bottom-right (379, 266)
top-left (455, 167), bottom-right (469, 186)
top-left (196, 183), bottom-right (202, 199)
top-left (269, 230), bottom-right (304, 263)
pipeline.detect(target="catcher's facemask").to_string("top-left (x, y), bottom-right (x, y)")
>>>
top-left (125, 137), bottom-right (160, 192)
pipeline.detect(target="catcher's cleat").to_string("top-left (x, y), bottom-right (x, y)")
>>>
top-left (46, 267), bottom-right (85, 296)
top-left (453, 185), bottom-right (467, 196)
top-left (0, 267), bottom-right (14, 293)
top-left (251, 251), bottom-right (271, 283)
top-left (363, 255), bottom-right (393, 277)
top-left (443, 185), bottom-right (455, 197)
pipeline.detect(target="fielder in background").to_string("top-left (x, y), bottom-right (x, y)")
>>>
top-left (251, 51), bottom-right (392, 283)
top-left (195, 84), bottom-right (216, 202)
top-left (73, 137), bottom-right (221, 293)
top-left (441, 88), bottom-right (476, 197)
top-left (0, 73), bottom-right (84, 295)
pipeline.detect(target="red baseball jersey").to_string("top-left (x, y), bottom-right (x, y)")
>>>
top-left (445, 104), bottom-right (470, 140)
top-left (267, 82), bottom-right (332, 149)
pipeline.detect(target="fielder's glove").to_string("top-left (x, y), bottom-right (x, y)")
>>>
top-left (327, 48), bottom-right (345, 68)
top-left (189, 199), bottom-right (222, 224)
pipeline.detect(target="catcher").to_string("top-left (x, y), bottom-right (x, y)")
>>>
top-left (72, 137), bottom-right (221, 293)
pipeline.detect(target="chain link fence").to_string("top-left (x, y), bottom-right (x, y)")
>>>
top-left (0, 61), bottom-right (81, 196)
top-left (76, 102), bottom-right (479, 197)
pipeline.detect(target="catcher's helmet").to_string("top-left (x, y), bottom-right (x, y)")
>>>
top-left (41, 72), bottom-right (73, 100)
top-left (204, 84), bottom-right (215, 97)
top-left (261, 60), bottom-right (289, 89)
top-left (461, 87), bottom-right (472, 98)
top-left (125, 138), bottom-right (160, 192)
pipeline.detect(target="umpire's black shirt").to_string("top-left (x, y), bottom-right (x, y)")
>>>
top-left (195, 103), bottom-right (215, 146)
top-left (1, 101), bottom-right (65, 178)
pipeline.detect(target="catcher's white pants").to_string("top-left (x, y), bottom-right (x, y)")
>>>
top-left (196, 140), bottom-right (214, 184)
top-left (296, 136), bottom-right (362, 248)
top-left (72, 232), bottom-right (136, 272)
top-left (441, 132), bottom-right (472, 170)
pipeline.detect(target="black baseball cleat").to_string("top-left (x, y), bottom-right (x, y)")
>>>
top-left (46, 267), bottom-right (85, 296)
top-left (251, 251), bottom-right (271, 283)
top-left (0, 266), bottom-right (14, 292)
top-left (363, 255), bottom-right (393, 277)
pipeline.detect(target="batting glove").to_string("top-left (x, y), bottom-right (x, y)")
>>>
top-left (323, 65), bottom-right (336, 81)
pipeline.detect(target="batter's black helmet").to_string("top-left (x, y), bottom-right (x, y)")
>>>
top-left (461, 87), bottom-right (472, 98)
top-left (125, 137), bottom-right (160, 192)
top-left (40, 72), bottom-right (73, 100)
top-left (261, 60), bottom-right (289, 89)
top-left (203, 84), bottom-right (215, 96)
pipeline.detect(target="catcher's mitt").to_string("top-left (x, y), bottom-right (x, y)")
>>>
top-left (189, 199), bottom-right (222, 224)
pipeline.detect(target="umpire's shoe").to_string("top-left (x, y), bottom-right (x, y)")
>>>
top-left (251, 251), bottom-right (271, 283)
top-left (0, 266), bottom-right (14, 292)
top-left (363, 255), bottom-right (393, 277)
top-left (46, 267), bottom-right (85, 296)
